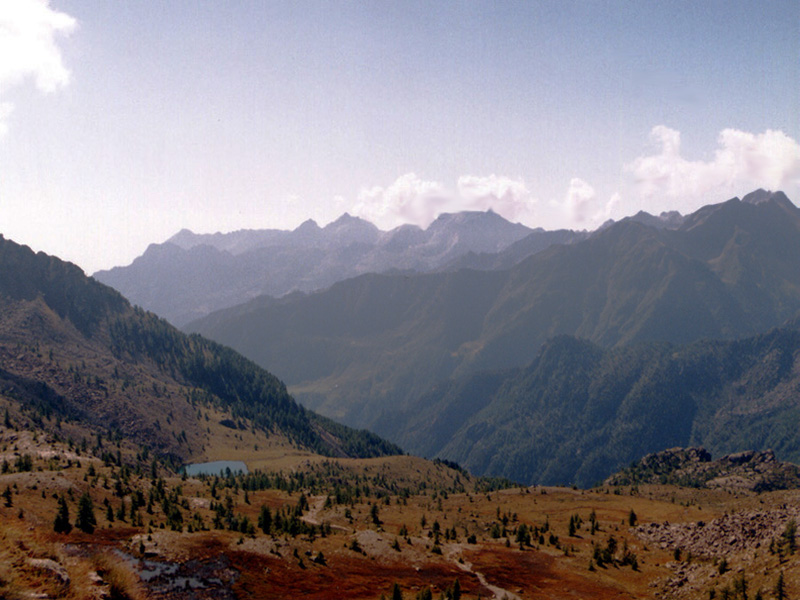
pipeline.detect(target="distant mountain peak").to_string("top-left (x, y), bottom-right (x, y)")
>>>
top-left (324, 213), bottom-right (380, 235)
top-left (427, 210), bottom-right (529, 234)
top-left (432, 210), bottom-right (504, 224)
top-left (327, 213), bottom-right (375, 228)
top-left (742, 188), bottom-right (794, 209)
top-left (166, 228), bottom-right (199, 247)
top-left (295, 218), bottom-right (321, 232)
top-left (742, 189), bottom-right (774, 205)
top-left (608, 209), bottom-right (685, 231)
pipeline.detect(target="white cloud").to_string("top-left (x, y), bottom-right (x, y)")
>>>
top-left (562, 177), bottom-right (596, 223)
top-left (351, 173), bottom-right (538, 230)
top-left (352, 173), bottom-right (449, 229)
top-left (602, 192), bottom-right (621, 220)
top-left (457, 174), bottom-right (535, 221)
top-left (349, 125), bottom-right (800, 234)
top-left (548, 180), bottom-right (621, 228)
top-left (0, 0), bottom-right (76, 134)
top-left (626, 126), bottom-right (800, 202)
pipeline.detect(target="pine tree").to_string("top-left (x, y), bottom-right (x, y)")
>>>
top-left (54, 496), bottom-right (72, 533)
top-left (76, 492), bottom-right (97, 533)
top-left (775, 571), bottom-right (786, 600)
top-left (628, 509), bottom-right (637, 526)
top-left (732, 572), bottom-right (747, 600)
top-left (416, 587), bottom-right (432, 600)
top-left (258, 504), bottom-right (272, 534)
top-left (446, 578), bottom-right (461, 600)
top-left (783, 519), bottom-right (797, 555)
top-left (391, 582), bottom-right (403, 600)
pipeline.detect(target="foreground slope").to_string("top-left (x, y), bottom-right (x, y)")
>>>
top-left (0, 234), bottom-right (398, 464)
top-left (188, 190), bottom-right (800, 436)
top-left (3, 419), bottom-right (800, 600)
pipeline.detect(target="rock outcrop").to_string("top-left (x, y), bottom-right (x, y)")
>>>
top-left (606, 447), bottom-right (800, 492)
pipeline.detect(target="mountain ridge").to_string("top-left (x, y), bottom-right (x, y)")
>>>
top-left (185, 191), bottom-right (800, 475)
top-left (94, 210), bottom-right (550, 326)
top-left (0, 235), bottom-right (400, 464)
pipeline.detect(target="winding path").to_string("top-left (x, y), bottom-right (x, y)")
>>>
top-left (445, 544), bottom-right (521, 600)
top-left (300, 494), bottom-right (349, 532)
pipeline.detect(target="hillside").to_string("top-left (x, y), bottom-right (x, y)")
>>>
top-left (0, 235), bottom-right (399, 465)
top-left (394, 324), bottom-right (800, 487)
top-left (94, 211), bottom-right (536, 326)
top-left (438, 227), bottom-right (589, 272)
top-left (187, 190), bottom-right (800, 438)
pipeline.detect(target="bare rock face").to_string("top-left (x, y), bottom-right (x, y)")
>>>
top-left (606, 447), bottom-right (800, 492)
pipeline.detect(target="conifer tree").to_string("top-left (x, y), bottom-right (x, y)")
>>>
top-left (54, 496), bottom-right (72, 533)
top-left (416, 587), bottom-right (432, 600)
top-left (76, 492), bottom-right (97, 533)
top-left (446, 578), bottom-right (461, 600)
top-left (628, 509), bottom-right (637, 526)
top-left (775, 571), bottom-right (786, 600)
top-left (258, 504), bottom-right (272, 534)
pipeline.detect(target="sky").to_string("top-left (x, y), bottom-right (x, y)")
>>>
top-left (0, 0), bottom-right (798, 274)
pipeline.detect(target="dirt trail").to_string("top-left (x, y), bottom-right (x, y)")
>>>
top-left (301, 498), bottom-right (521, 599)
top-left (445, 544), bottom-right (521, 600)
top-left (301, 495), bottom-right (349, 532)
top-left (301, 495), bottom-right (327, 525)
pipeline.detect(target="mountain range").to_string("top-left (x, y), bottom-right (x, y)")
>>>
top-left (94, 210), bottom-right (557, 327)
top-left (181, 190), bottom-right (800, 483)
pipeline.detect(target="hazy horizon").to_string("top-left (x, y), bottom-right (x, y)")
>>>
top-left (2, 0), bottom-right (799, 273)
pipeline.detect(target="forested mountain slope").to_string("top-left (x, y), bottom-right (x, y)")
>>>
top-left (395, 322), bottom-right (800, 486)
top-left (0, 235), bottom-right (398, 464)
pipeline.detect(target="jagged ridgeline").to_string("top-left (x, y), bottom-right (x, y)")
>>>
top-left (0, 235), bottom-right (399, 460)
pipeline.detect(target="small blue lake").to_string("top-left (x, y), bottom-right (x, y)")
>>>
top-left (183, 460), bottom-right (249, 477)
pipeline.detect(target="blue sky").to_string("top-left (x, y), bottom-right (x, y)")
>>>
top-left (0, 1), bottom-right (798, 273)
